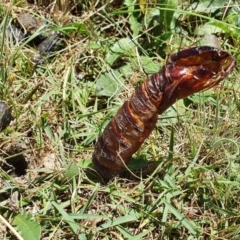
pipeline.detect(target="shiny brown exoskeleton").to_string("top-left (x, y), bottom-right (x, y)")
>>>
top-left (93, 46), bottom-right (236, 179)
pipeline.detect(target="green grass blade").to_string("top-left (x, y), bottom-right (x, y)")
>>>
top-left (163, 200), bottom-right (198, 235)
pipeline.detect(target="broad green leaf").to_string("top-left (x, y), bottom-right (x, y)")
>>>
top-left (195, 23), bottom-right (223, 36)
top-left (105, 37), bottom-right (136, 66)
top-left (144, 7), bottom-right (161, 29)
top-left (129, 12), bottom-right (141, 37)
top-left (189, 0), bottom-right (226, 14)
top-left (12, 213), bottom-right (41, 240)
top-left (65, 162), bottom-right (79, 178)
top-left (95, 69), bottom-right (124, 97)
top-left (139, 56), bottom-right (159, 74)
top-left (128, 158), bottom-right (148, 170)
top-left (119, 63), bottom-right (134, 77)
top-left (125, 0), bottom-right (141, 36)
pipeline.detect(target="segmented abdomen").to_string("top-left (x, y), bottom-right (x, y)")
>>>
top-left (93, 69), bottom-right (168, 178)
top-left (93, 46), bottom-right (236, 179)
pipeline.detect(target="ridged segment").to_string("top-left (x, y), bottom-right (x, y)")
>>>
top-left (93, 46), bottom-right (235, 179)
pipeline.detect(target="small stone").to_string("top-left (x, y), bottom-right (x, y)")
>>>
top-left (17, 13), bottom-right (42, 34)
top-left (17, 13), bottom-right (49, 44)
top-left (0, 102), bottom-right (12, 131)
top-left (37, 32), bottom-right (64, 54)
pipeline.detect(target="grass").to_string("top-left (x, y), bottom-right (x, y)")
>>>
top-left (0, 0), bottom-right (240, 239)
